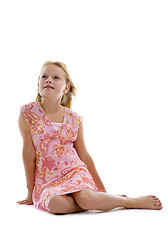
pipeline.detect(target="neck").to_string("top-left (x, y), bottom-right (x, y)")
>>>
top-left (40, 98), bottom-right (63, 114)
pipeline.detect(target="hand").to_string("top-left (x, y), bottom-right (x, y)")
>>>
top-left (17, 191), bottom-right (33, 205)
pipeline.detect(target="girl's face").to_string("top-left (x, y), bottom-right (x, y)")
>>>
top-left (38, 64), bottom-right (70, 101)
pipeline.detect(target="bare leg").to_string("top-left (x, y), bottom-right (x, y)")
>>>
top-left (48, 194), bottom-right (86, 214)
top-left (72, 190), bottom-right (163, 211)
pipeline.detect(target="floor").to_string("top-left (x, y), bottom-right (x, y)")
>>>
top-left (2, 195), bottom-right (168, 240)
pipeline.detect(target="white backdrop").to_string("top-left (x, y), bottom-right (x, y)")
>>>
top-left (0, 0), bottom-right (168, 239)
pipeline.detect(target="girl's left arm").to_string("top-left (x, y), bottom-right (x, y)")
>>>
top-left (84, 153), bottom-right (107, 192)
top-left (74, 123), bottom-right (107, 192)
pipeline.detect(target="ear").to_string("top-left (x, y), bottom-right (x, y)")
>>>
top-left (66, 83), bottom-right (70, 93)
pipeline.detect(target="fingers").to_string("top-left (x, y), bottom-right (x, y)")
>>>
top-left (17, 199), bottom-right (33, 205)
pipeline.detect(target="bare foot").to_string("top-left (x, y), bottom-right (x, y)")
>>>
top-left (126, 195), bottom-right (163, 210)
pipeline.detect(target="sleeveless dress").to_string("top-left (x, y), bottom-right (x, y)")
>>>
top-left (20, 102), bottom-right (99, 212)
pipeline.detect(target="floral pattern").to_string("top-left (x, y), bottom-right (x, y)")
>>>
top-left (20, 102), bottom-right (98, 212)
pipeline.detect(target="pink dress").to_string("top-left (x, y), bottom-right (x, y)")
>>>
top-left (20, 102), bottom-right (99, 212)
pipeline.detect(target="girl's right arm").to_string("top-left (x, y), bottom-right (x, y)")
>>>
top-left (17, 110), bottom-right (36, 205)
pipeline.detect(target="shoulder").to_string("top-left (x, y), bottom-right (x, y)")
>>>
top-left (66, 107), bottom-right (83, 127)
top-left (20, 101), bottom-right (39, 112)
top-left (18, 106), bottom-right (36, 147)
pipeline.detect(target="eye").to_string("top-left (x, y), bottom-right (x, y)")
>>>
top-left (54, 76), bottom-right (59, 79)
top-left (42, 75), bottom-right (47, 79)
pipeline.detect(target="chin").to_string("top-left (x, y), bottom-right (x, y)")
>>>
top-left (41, 95), bottom-right (61, 101)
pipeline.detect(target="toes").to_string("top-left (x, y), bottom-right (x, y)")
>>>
top-left (154, 202), bottom-right (160, 206)
top-left (154, 201), bottom-right (161, 206)
top-left (156, 205), bottom-right (162, 210)
top-left (151, 195), bottom-right (161, 202)
top-left (151, 195), bottom-right (160, 199)
top-left (154, 201), bottom-right (162, 209)
top-left (149, 195), bottom-right (163, 209)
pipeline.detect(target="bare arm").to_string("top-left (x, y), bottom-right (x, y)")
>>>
top-left (83, 153), bottom-right (106, 192)
top-left (74, 123), bottom-right (106, 192)
top-left (17, 110), bottom-right (36, 205)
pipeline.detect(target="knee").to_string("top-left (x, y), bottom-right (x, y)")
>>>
top-left (74, 190), bottom-right (95, 210)
top-left (48, 196), bottom-right (69, 214)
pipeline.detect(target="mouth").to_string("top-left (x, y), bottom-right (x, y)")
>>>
top-left (44, 86), bottom-right (54, 89)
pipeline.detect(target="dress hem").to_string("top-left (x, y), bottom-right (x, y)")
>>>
top-left (34, 186), bottom-right (98, 213)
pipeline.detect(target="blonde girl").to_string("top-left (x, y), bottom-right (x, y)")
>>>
top-left (17, 61), bottom-right (162, 214)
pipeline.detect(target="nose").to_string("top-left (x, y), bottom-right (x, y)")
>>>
top-left (45, 77), bottom-right (52, 83)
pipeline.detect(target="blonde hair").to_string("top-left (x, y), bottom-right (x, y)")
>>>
top-left (36, 61), bottom-right (77, 109)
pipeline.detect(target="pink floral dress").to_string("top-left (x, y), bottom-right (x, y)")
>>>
top-left (20, 102), bottom-right (98, 212)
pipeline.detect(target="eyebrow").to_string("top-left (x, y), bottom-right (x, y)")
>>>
top-left (42, 73), bottom-right (61, 78)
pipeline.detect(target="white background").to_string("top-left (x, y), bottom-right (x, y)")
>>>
top-left (0, 0), bottom-right (168, 239)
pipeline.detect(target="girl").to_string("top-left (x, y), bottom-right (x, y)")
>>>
top-left (17, 61), bottom-right (162, 214)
